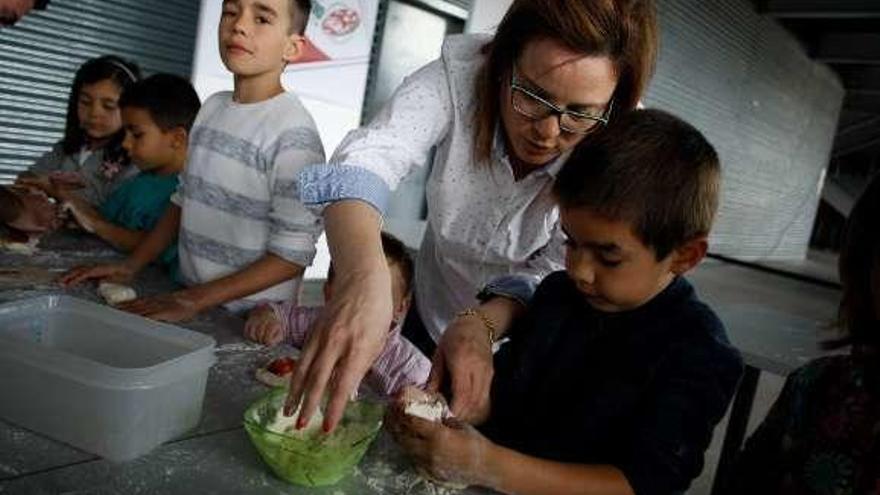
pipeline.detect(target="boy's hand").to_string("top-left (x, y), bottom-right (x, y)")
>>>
top-left (60, 195), bottom-right (102, 233)
top-left (427, 316), bottom-right (494, 425)
top-left (117, 290), bottom-right (202, 322)
top-left (387, 403), bottom-right (493, 488)
top-left (59, 262), bottom-right (136, 287)
top-left (245, 305), bottom-right (284, 345)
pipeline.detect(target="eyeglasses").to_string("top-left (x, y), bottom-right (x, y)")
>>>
top-left (510, 68), bottom-right (613, 134)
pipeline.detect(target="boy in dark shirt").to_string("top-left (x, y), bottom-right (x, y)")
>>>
top-left (390, 108), bottom-right (744, 495)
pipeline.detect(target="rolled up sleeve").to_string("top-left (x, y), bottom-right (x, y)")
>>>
top-left (266, 127), bottom-right (326, 267)
top-left (298, 59), bottom-right (453, 216)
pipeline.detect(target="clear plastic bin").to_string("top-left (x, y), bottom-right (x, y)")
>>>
top-left (0, 295), bottom-right (216, 461)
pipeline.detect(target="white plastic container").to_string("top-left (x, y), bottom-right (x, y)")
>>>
top-left (0, 295), bottom-right (216, 461)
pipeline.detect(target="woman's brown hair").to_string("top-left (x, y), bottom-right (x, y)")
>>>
top-left (472, 0), bottom-right (658, 164)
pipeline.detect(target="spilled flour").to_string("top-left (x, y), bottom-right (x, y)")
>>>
top-left (214, 342), bottom-right (266, 353)
top-left (356, 459), bottom-right (467, 495)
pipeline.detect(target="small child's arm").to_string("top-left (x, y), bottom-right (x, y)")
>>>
top-left (369, 332), bottom-right (432, 398)
top-left (60, 204), bottom-right (181, 287)
top-left (58, 192), bottom-right (146, 252)
top-left (244, 304), bottom-right (285, 345)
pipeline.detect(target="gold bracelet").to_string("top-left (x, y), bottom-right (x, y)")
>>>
top-left (457, 308), bottom-right (497, 346)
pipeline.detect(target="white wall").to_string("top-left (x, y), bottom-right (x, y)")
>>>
top-left (465, 0), bottom-right (512, 34)
top-left (646, 0), bottom-right (843, 260)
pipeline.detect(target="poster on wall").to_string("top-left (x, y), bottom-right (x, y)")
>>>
top-left (292, 0), bottom-right (378, 69)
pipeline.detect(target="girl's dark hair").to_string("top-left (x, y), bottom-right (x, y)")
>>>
top-left (829, 174), bottom-right (880, 351)
top-left (61, 55), bottom-right (141, 159)
top-left (473, 0), bottom-right (658, 164)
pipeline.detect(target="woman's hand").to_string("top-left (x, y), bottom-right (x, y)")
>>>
top-left (244, 305), bottom-right (284, 345)
top-left (59, 261), bottom-right (137, 287)
top-left (427, 315), bottom-right (495, 424)
top-left (388, 403), bottom-right (494, 488)
top-left (285, 266), bottom-right (392, 431)
top-left (428, 297), bottom-right (524, 424)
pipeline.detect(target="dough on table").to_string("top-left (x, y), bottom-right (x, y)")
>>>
top-left (98, 282), bottom-right (138, 305)
top-left (0, 236), bottom-right (38, 255)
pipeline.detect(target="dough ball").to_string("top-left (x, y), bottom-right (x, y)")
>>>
top-left (98, 282), bottom-right (137, 305)
top-left (399, 386), bottom-right (451, 423)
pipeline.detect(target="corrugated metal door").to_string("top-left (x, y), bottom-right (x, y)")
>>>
top-left (646, 0), bottom-right (843, 259)
top-left (0, 0), bottom-right (200, 183)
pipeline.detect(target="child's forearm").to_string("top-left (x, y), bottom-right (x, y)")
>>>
top-left (183, 253), bottom-right (304, 312)
top-left (481, 443), bottom-right (635, 495)
top-left (127, 205), bottom-right (181, 271)
top-left (92, 218), bottom-right (147, 252)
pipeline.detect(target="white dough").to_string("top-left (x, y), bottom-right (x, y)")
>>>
top-left (266, 402), bottom-right (324, 436)
top-left (400, 386), bottom-right (451, 422)
top-left (0, 238), bottom-right (37, 255)
top-left (98, 282), bottom-right (137, 305)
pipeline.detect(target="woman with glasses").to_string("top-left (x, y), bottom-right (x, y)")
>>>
top-left (288, 0), bottom-right (658, 433)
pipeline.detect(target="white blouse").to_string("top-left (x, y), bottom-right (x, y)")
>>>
top-left (300, 34), bottom-right (567, 341)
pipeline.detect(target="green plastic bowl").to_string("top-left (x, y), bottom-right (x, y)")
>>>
top-left (243, 388), bottom-right (385, 487)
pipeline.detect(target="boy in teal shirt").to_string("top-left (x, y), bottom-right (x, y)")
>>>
top-left (59, 73), bottom-right (201, 280)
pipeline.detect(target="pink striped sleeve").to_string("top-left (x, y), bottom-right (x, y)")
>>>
top-left (367, 327), bottom-right (432, 397)
top-left (268, 302), bottom-right (322, 348)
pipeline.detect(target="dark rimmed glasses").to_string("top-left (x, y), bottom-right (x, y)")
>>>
top-left (510, 68), bottom-right (613, 134)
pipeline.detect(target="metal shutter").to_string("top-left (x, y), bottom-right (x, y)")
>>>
top-left (0, 0), bottom-right (200, 183)
top-left (645, 0), bottom-right (844, 260)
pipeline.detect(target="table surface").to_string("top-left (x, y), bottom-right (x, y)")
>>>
top-left (688, 258), bottom-right (841, 376)
top-left (0, 232), bottom-right (486, 495)
top-left (0, 231), bottom-right (843, 494)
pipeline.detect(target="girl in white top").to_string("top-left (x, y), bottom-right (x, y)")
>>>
top-left (18, 55), bottom-right (141, 206)
top-left (291, 0), bottom-right (659, 434)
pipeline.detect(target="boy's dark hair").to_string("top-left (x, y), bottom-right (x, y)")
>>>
top-left (289, 0), bottom-right (311, 35)
top-left (62, 55), bottom-right (141, 159)
top-left (553, 108), bottom-right (721, 260)
top-left (830, 173), bottom-right (880, 351)
top-left (119, 74), bottom-right (201, 132)
top-left (34, 0), bottom-right (50, 10)
top-left (327, 232), bottom-right (414, 295)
